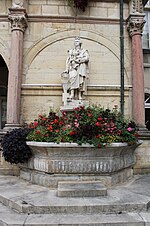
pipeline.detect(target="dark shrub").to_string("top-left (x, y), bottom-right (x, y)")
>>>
top-left (1, 128), bottom-right (32, 164)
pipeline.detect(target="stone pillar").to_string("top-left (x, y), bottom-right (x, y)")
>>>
top-left (5, 7), bottom-right (27, 129)
top-left (127, 14), bottom-right (145, 128)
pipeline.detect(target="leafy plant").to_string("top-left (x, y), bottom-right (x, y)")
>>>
top-left (67, 0), bottom-right (89, 11)
top-left (27, 105), bottom-right (139, 148)
top-left (1, 128), bottom-right (32, 164)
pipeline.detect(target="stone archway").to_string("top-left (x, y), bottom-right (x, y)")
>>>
top-left (0, 55), bottom-right (8, 129)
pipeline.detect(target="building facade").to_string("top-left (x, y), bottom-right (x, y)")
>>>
top-left (0, 0), bottom-right (147, 130)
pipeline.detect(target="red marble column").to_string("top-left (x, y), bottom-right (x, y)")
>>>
top-left (5, 8), bottom-right (27, 129)
top-left (127, 14), bottom-right (145, 128)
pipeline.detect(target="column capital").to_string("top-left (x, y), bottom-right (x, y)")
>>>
top-left (8, 8), bottom-right (28, 32)
top-left (129, 0), bottom-right (144, 14)
top-left (127, 14), bottom-right (145, 37)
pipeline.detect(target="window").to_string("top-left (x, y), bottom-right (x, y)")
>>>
top-left (143, 0), bottom-right (150, 49)
top-left (145, 93), bottom-right (150, 130)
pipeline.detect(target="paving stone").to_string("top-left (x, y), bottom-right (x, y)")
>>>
top-left (0, 204), bottom-right (146, 226)
top-left (0, 175), bottom-right (149, 225)
top-left (0, 175), bottom-right (149, 214)
top-left (25, 212), bottom-right (145, 226)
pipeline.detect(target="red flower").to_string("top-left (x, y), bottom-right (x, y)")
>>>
top-left (96, 134), bottom-right (100, 138)
top-left (74, 107), bottom-right (79, 111)
top-left (70, 131), bottom-right (75, 135)
top-left (36, 130), bottom-right (41, 134)
top-left (88, 113), bottom-right (93, 117)
top-left (96, 122), bottom-right (102, 127)
top-left (61, 138), bottom-right (65, 142)
top-left (55, 130), bottom-right (59, 133)
top-left (54, 119), bottom-right (59, 123)
top-left (98, 117), bottom-right (103, 121)
top-left (33, 121), bottom-right (38, 127)
top-left (60, 121), bottom-right (64, 125)
top-left (135, 132), bottom-right (138, 139)
top-left (62, 111), bottom-right (66, 116)
top-left (47, 125), bottom-right (53, 132)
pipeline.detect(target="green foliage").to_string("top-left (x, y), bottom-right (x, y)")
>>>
top-left (27, 105), bottom-right (139, 148)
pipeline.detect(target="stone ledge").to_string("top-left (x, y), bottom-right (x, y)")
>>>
top-left (57, 181), bottom-right (107, 197)
top-left (0, 203), bottom-right (149, 226)
top-left (26, 141), bottom-right (128, 148)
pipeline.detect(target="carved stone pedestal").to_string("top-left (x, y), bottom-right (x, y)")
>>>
top-left (60, 99), bottom-right (89, 111)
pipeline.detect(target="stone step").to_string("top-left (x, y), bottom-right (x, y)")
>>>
top-left (0, 203), bottom-right (150, 226)
top-left (0, 175), bottom-right (149, 215)
top-left (0, 167), bottom-right (19, 176)
top-left (57, 181), bottom-right (107, 197)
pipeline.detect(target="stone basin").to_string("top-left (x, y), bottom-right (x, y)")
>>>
top-left (19, 142), bottom-right (141, 188)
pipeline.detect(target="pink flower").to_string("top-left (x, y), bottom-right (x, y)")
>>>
top-left (127, 127), bottom-right (132, 132)
top-left (74, 122), bottom-right (79, 128)
top-left (66, 124), bottom-right (71, 128)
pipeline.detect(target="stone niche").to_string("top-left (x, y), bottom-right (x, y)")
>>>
top-left (22, 33), bottom-right (131, 123)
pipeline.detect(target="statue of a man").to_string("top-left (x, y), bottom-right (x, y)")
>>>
top-left (63, 37), bottom-right (89, 100)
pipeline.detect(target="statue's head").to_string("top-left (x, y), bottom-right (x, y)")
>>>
top-left (74, 37), bottom-right (82, 47)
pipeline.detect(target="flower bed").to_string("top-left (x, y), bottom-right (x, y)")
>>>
top-left (27, 105), bottom-right (139, 148)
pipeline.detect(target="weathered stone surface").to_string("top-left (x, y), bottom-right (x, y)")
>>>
top-left (25, 142), bottom-right (138, 174)
top-left (0, 202), bottom-right (147, 226)
top-left (0, 174), bottom-right (150, 215)
top-left (20, 167), bottom-right (133, 188)
top-left (19, 142), bottom-right (140, 188)
top-left (0, 174), bottom-right (149, 225)
top-left (134, 139), bottom-right (150, 174)
top-left (57, 181), bottom-right (107, 197)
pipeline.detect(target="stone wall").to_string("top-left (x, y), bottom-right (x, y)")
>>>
top-left (20, 0), bottom-right (132, 123)
top-left (0, 1), bottom-right (132, 124)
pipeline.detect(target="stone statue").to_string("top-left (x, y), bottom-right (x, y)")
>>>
top-left (12, 0), bottom-right (24, 8)
top-left (61, 37), bottom-right (89, 103)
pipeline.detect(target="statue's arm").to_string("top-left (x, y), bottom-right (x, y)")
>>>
top-left (77, 50), bottom-right (89, 64)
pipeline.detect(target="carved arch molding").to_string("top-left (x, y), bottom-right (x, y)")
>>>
top-left (24, 29), bottom-right (129, 78)
top-left (0, 40), bottom-right (9, 68)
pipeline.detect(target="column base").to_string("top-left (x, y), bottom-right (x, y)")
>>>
top-left (137, 126), bottom-right (150, 140)
top-left (3, 124), bottom-right (22, 132)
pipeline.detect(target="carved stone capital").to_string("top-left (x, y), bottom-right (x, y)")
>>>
top-left (127, 14), bottom-right (145, 37)
top-left (8, 8), bottom-right (27, 32)
top-left (129, 0), bottom-right (144, 14)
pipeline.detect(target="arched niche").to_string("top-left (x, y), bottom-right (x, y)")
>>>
top-left (24, 29), bottom-right (130, 85)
